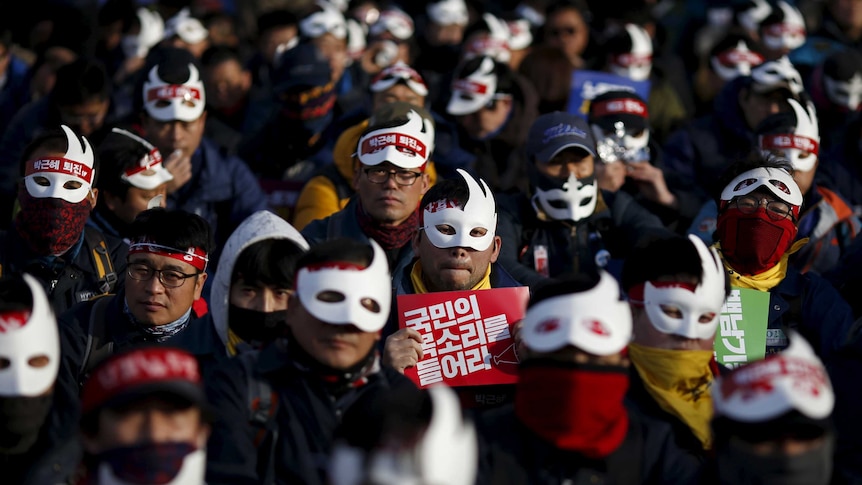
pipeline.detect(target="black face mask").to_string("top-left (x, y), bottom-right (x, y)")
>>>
top-left (0, 395), bottom-right (53, 454)
top-left (228, 304), bottom-right (289, 347)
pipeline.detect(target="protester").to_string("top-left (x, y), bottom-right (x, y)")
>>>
top-left (301, 107), bottom-right (434, 277)
top-left (134, 46), bottom-right (268, 254)
top-left (0, 125), bottom-right (126, 315)
top-left (0, 273), bottom-right (81, 484)
top-left (76, 346), bottom-right (211, 485)
top-left (58, 207), bottom-right (215, 390)
top-left (709, 332), bottom-right (835, 485)
top-left (709, 155), bottom-right (855, 362)
top-left (621, 233), bottom-right (730, 483)
top-left (88, 127), bottom-right (173, 241)
top-left (496, 111), bottom-right (669, 288)
top-left (204, 238), bottom-right (416, 484)
top-left (475, 270), bottom-right (642, 484)
top-left (208, 209), bottom-right (308, 358)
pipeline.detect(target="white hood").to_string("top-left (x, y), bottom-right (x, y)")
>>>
top-left (210, 210), bottom-right (309, 349)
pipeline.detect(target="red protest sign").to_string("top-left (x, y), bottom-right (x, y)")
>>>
top-left (398, 286), bottom-right (530, 388)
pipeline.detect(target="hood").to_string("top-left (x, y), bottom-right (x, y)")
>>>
top-left (210, 210), bottom-right (309, 348)
top-left (713, 76), bottom-right (759, 142)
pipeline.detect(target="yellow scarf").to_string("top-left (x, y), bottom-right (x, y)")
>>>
top-left (713, 239), bottom-right (808, 291)
top-left (409, 261), bottom-right (492, 294)
top-left (628, 343), bottom-right (715, 450)
top-left (226, 328), bottom-right (244, 357)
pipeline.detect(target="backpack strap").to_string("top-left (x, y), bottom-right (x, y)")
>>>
top-left (79, 295), bottom-right (114, 387)
top-left (237, 350), bottom-right (279, 484)
top-left (84, 227), bottom-right (118, 295)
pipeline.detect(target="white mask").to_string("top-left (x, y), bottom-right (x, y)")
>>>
top-left (143, 63), bottom-right (205, 123)
top-left (97, 448), bottom-right (206, 485)
top-left (758, 98), bottom-right (819, 172)
top-left (531, 173), bottom-right (597, 222)
top-left (0, 274), bottom-right (59, 397)
top-left (641, 235), bottom-right (727, 340)
top-left (824, 72), bottom-right (862, 111)
top-left (761, 1), bottom-right (806, 51)
top-left (608, 24), bottom-right (653, 81)
top-left (296, 240), bottom-right (392, 332)
top-left (23, 124), bottom-right (94, 204)
top-left (592, 121), bottom-right (650, 164)
top-left (422, 169), bottom-right (496, 251)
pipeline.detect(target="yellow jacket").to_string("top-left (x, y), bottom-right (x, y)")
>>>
top-left (292, 118), bottom-right (438, 230)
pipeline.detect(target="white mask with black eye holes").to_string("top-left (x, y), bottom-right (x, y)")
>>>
top-left (23, 124), bottom-right (94, 204)
top-left (825, 72), bottom-right (862, 111)
top-left (532, 173), bottom-right (598, 222)
top-left (422, 169), bottom-right (497, 251)
top-left (295, 240), bottom-right (392, 333)
top-left (642, 235), bottom-right (728, 340)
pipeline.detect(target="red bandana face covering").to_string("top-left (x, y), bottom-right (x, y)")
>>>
top-left (715, 207), bottom-right (797, 276)
top-left (15, 188), bottom-right (91, 256)
top-left (515, 362), bottom-right (630, 458)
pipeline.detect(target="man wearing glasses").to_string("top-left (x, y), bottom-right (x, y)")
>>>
top-left (302, 108), bottom-right (434, 279)
top-left (57, 207), bottom-right (219, 392)
top-left (711, 157), bottom-right (855, 363)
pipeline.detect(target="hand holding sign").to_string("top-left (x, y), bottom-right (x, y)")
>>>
top-left (383, 327), bottom-right (424, 373)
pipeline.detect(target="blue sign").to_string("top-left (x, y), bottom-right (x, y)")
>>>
top-left (566, 70), bottom-right (651, 120)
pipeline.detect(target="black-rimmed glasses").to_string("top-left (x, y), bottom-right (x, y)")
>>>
top-left (127, 262), bottom-right (199, 288)
top-left (363, 167), bottom-right (423, 186)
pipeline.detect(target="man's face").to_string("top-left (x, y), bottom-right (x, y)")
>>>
top-left (413, 231), bottom-right (501, 292)
top-left (204, 58), bottom-right (251, 111)
top-left (544, 8), bottom-right (589, 61)
top-left (103, 184), bottom-right (168, 225)
top-left (229, 278), bottom-right (291, 312)
top-left (536, 147), bottom-right (595, 181)
top-left (740, 88), bottom-right (790, 130)
top-left (314, 33), bottom-right (348, 83)
top-left (829, 0), bottom-right (862, 33)
top-left (287, 294), bottom-right (380, 370)
top-left (125, 252), bottom-right (206, 326)
top-left (58, 97), bottom-right (110, 137)
top-left (141, 114), bottom-right (207, 161)
top-left (629, 274), bottom-right (717, 351)
top-left (456, 96), bottom-right (512, 139)
top-left (371, 84), bottom-right (425, 111)
top-left (353, 161), bottom-right (430, 226)
top-left (260, 25), bottom-right (299, 65)
top-left (85, 396), bottom-right (208, 454)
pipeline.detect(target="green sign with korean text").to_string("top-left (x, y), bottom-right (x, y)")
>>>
top-left (715, 287), bottom-right (770, 369)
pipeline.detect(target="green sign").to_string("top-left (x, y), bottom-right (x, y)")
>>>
top-left (715, 287), bottom-right (770, 369)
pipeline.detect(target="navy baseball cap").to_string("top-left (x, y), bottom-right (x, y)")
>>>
top-left (526, 112), bottom-right (597, 163)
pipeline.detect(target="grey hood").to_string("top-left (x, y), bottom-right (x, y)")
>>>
top-left (210, 210), bottom-right (309, 349)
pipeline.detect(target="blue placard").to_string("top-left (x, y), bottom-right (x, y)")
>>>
top-left (566, 70), bottom-right (651, 120)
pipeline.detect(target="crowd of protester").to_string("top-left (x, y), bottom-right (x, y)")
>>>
top-left (2, 0), bottom-right (862, 483)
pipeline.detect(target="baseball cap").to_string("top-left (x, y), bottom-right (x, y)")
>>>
top-left (273, 42), bottom-right (332, 93)
top-left (712, 331), bottom-right (834, 423)
top-left (81, 346), bottom-right (207, 416)
top-left (588, 90), bottom-right (649, 133)
top-left (356, 105), bottom-right (435, 169)
top-left (447, 56), bottom-right (499, 116)
top-left (163, 8), bottom-right (208, 44)
top-left (526, 112), bottom-right (597, 163)
top-left (520, 270), bottom-right (632, 356)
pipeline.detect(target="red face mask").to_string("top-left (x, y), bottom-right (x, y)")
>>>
top-left (15, 187), bottom-right (91, 256)
top-left (715, 207), bottom-right (798, 276)
top-left (515, 361), bottom-right (629, 458)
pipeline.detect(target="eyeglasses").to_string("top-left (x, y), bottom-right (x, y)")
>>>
top-left (127, 262), bottom-right (199, 288)
top-left (733, 195), bottom-right (794, 221)
top-left (363, 167), bottom-right (423, 186)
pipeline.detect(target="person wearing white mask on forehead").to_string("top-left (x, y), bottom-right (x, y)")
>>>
top-left (383, 169), bottom-right (522, 375)
top-left (0, 273), bottom-right (81, 484)
top-left (757, 0), bottom-right (806, 61)
top-left (89, 127), bottom-right (173, 241)
top-left (361, 5), bottom-right (415, 75)
top-left (711, 332), bottom-right (835, 485)
top-left (495, 111), bottom-right (669, 290)
top-left (620, 234), bottom-right (730, 484)
top-left (160, 7), bottom-right (210, 59)
top-left (707, 156), bottom-right (855, 363)
top-left (808, 48), bottom-right (862, 154)
top-left (0, 125), bottom-right (127, 315)
top-left (754, 98), bottom-right (861, 275)
top-left (693, 32), bottom-right (765, 117)
top-left (204, 238), bottom-right (417, 485)
top-left (475, 270), bottom-right (644, 484)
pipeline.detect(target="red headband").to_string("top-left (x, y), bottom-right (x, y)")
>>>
top-left (591, 98), bottom-right (649, 118)
top-left (717, 49), bottom-right (764, 67)
top-left (760, 134), bottom-right (819, 155)
top-left (0, 310), bottom-right (31, 333)
top-left (360, 132), bottom-right (428, 159)
top-left (123, 148), bottom-right (165, 177)
top-left (453, 79), bottom-right (489, 95)
top-left (128, 241), bottom-right (209, 272)
top-left (146, 85), bottom-right (203, 102)
top-left (26, 157), bottom-right (93, 184)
